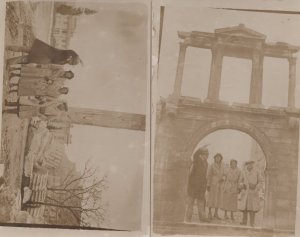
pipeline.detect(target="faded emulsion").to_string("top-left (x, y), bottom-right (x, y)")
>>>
top-left (0, 0), bottom-right (148, 232)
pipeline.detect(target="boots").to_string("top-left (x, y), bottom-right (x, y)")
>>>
top-left (185, 209), bottom-right (193, 223)
top-left (185, 197), bottom-right (194, 223)
top-left (230, 212), bottom-right (235, 221)
top-left (208, 208), bottom-right (213, 220)
top-left (214, 208), bottom-right (221, 220)
top-left (224, 211), bottom-right (229, 220)
top-left (240, 211), bottom-right (247, 225)
top-left (197, 199), bottom-right (210, 222)
top-left (249, 211), bottom-right (255, 227)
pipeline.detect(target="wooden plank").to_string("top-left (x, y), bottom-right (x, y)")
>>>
top-left (67, 107), bottom-right (146, 131)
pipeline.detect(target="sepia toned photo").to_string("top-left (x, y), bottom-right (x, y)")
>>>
top-left (0, 0), bottom-right (149, 232)
top-left (153, 3), bottom-right (300, 237)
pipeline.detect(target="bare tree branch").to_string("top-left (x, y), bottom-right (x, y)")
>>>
top-left (34, 160), bottom-right (108, 227)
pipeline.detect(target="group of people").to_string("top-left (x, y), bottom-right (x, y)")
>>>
top-left (3, 38), bottom-right (81, 120)
top-left (185, 146), bottom-right (264, 227)
top-left (3, 38), bottom-right (81, 208)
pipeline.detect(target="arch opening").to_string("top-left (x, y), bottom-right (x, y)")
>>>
top-left (185, 129), bottom-right (267, 228)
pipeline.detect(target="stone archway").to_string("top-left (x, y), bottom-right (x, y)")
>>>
top-left (181, 119), bottom-right (276, 229)
top-left (154, 24), bottom-right (300, 234)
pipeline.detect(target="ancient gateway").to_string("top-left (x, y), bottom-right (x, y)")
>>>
top-left (153, 24), bottom-right (300, 234)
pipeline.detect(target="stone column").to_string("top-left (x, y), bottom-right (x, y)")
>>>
top-left (206, 45), bottom-right (224, 102)
top-left (173, 42), bottom-right (188, 96)
top-left (288, 57), bottom-right (297, 108)
top-left (249, 50), bottom-right (264, 104)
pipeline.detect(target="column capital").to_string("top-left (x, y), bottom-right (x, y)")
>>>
top-left (288, 57), bottom-right (297, 64)
top-left (179, 41), bottom-right (188, 48)
top-left (252, 49), bottom-right (264, 59)
top-left (211, 43), bottom-right (224, 52)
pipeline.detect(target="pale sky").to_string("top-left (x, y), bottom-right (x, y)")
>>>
top-left (195, 129), bottom-right (263, 168)
top-left (67, 2), bottom-right (148, 113)
top-left (64, 2), bottom-right (148, 230)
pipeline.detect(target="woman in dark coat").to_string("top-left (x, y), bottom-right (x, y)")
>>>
top-left (6, 38), bottom-right (81, 66)
top-left (185, 146), bottom-right (210, 223)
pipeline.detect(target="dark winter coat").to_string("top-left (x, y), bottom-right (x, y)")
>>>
top-left (187, 156), bottom-right (208, 199)
top-left (28, 39), bottom-right (79, 65)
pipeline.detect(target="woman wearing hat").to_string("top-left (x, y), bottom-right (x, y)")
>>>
top-left (221, 159), bottom-right (241, 221)
top-left (185, 146), bottom-right (210, 223)
top-left (238, 160), bottom-right (263, 227)
top-left (206, 153), bottom-right (226, 220)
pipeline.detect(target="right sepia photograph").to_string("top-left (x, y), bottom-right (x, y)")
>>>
top-left (152, 4), bottom-right (300, 237)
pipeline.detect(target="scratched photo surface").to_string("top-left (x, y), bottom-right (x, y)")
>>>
top-left (0, 1), bottom-right (148, 231)
top-left (153, 4), bottom-right (300, 237)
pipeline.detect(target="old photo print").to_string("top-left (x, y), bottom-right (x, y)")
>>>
top-left (0, 0), bottom-right (149, 233)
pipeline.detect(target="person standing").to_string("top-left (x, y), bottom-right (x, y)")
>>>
top-left (221, 159), bottom-right (241, 221)
top-left (9, 64), bottom-right (74, 86)
top-left (207, 153), bottom-right (225, 220)
top-left (185, 146), bottom-right (210, 223)
top-left (3, 97), bottom-right (68, 121)
top-left (9, 77), bottom-right (69, 98)
top-left (238, 161), bottom-right (263, 227)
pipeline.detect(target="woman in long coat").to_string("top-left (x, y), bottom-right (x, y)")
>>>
top-left (3, 97), bottom-right (68, 121)
top-left (9, 64), bottom-right (74, 96)
top-left (9, 64), bottom-right (74, 82)
top-left (6, 38), bottom-right (81, 66)
top-left (206, 153), bottom-right (225, 220)
top-left (238, 161), bottom-right (263, 227)
top-left (221, 159), bottom-right (241, 221)
top-left (9, 76), bottom-right (68, 98)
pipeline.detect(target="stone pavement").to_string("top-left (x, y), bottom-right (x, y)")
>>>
top-left (153, 221), bottom-right (294, 237)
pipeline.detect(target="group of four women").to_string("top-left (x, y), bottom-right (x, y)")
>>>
top-left (186, 146), bottom-right (264, 227)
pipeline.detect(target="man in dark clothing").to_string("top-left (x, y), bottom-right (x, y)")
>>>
top-left (185, 146), bottom-right (210, 222)
top-left (6, 38), bottom-right (81, 66)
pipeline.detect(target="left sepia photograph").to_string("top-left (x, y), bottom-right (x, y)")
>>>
top-left (0, 0), bottom-right (149, 232)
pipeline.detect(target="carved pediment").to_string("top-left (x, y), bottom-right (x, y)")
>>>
top-left (215, 24), bottom-right (266, 40)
